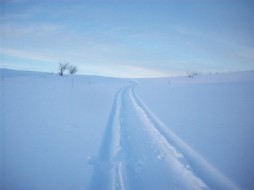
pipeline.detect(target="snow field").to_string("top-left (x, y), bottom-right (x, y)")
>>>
top-left (1, 69), bottom-right (254, 189)
top-left (1, 71), bottom-right (128, 190)
top-left (136, 72), bottom-right (254, 189)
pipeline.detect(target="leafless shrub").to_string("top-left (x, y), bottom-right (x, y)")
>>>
top-left (68, 65), bottom-right (78, 75)
top-left (58, 62), bottom-right (69, 76)
top-left (187, 72), bottom-right (199, 78)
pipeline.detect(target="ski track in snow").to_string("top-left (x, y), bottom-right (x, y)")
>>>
top-left (89, 84), bottom-right (241, 190)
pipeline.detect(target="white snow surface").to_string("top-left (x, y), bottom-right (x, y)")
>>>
top-left (1, 69), bottom-right (254, 190)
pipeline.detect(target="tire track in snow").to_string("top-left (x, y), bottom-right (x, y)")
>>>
top-left (130, 86), bottom-right (241, 190)
top-left (89, 85), bottom-right (240, 190)
top-left (88, 87), bottom-right (128, 190)
top-left (123, 86), bottom-right (208, 190)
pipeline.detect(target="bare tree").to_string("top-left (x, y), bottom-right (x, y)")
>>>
top-left (58, 63), bottom-right (69, 76)
top-left (68, 65), bottom-right (78, 75)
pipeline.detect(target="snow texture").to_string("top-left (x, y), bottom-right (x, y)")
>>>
top-left (1, 69), bottom-right (254, 189)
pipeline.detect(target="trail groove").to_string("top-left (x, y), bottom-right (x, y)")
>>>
top-left (89, 85), bottom-right (240, 190)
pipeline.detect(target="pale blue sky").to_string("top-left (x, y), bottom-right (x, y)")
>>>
top-left (1, 0), bottom-right (254, 77)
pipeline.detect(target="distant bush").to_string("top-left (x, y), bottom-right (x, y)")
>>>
top-left (68, 65), bottom-right (78, 75)
top-left (187, 72), bottom-right (199, 78)
top-left (58, 62), bottom-right (78, 76)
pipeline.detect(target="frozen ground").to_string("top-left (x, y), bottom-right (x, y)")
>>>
top-left (1, 69), bottom-right (254, 190)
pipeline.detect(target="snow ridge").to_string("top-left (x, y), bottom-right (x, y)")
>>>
top-left (89, 84), bottom-right (241, 190)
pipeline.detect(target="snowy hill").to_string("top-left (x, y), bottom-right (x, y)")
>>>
top-left (1, 69), bottom-right (254, 190)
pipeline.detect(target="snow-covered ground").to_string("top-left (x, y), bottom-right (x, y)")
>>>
top-left (1, 69), bottom-right (254, 190)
